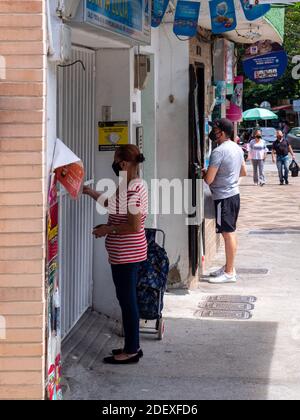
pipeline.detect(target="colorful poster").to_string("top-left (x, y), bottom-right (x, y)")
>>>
top-left (216, 81), bottom-right (227, 105)
top-left (240, 0), bottom-right (270, 21)
top-left (99, 121), bottom-right (129, 152)
top-left (243, 41), bottom-right (288, 84)
top-left (226, 76), bottom-right (244, 122)
top-left (173, 1), bottom-right (201, 37)
top-left (210, 0), bottom-right (237, 34)
top-left (47, 176), bottom-right (63, 401)
top-left (151, 0), bottom-right (169, 27)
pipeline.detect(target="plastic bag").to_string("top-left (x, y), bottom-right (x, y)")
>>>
top-left (204, 182), bottom-right (215, 220)
top-left (289, 160), bottom-right (299, 178)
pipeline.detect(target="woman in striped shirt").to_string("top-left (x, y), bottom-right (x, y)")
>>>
top-left (83, 145), bottom-right (148, 365)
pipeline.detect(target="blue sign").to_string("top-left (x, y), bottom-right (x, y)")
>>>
top-left (173, 1), bottom-right (201, 37)
top-left (243, 41), bottom-right (288, 84)
top-left (210, 0), bottom-right (237, 34)
top-left (240, 0), bottom-right (270, 21)
top-left (152, 0), bottom-right (169, 28)
top-left (85, 0), bottom-right (151, 44)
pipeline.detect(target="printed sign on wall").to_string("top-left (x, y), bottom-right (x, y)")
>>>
top-left (240, 0), bottom-right (271, 21)
top-left (99, 121), bottom-right (129, 151)
top-left (173, 1), bottom-right (201, 37)
top-left (226, 76), bottom-right (244, 122)
top-left (210, 0), bottom-right (237, 34)
top-left (243, 41), bottom-right (288, 84)
top-left (47, 176), bottom-right (63, 401)
top-left (151, 0), bottom-right (170, 27)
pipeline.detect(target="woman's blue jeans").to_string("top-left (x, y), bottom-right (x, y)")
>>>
top-left (111, 263), bottom-right (140, 354)
top-left (276, 156), bottom-right (289, 183)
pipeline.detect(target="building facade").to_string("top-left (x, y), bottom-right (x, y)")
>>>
top-left (0, 0), bottom-right (284, 400)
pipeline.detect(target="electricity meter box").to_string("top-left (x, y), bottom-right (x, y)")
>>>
top-left (135, 54), bottom-right (151, 90)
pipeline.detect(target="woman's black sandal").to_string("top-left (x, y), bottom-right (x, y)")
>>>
top-left (112, 348), bottom-right (143, 358)
top-left (103, 354), bottom-right (140, 365)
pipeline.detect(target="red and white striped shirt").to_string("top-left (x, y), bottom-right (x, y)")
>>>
top-left (105, 179), bottom-right (148, 265)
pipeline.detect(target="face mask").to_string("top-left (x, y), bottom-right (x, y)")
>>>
top-left (209, 130), bottom-right (222, 142)
top-left (112, 161), bottom-right (122, 177)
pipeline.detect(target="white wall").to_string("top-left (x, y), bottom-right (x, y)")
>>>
top-left (156, 23), bottom-right (191, 285)
top-left (93, 49), bottom-right (133, 318)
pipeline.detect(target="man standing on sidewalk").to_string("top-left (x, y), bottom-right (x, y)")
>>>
top-left (203, 119), bottom-right (247, 284)
top-left (272, 130), bottom-right (296, 185)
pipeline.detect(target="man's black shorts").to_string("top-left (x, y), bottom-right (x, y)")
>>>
top-left (214, 194), bottom-right (240, 234)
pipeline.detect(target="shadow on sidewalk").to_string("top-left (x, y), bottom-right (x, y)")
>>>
top-left (62, 312), bottom-right (278, 400)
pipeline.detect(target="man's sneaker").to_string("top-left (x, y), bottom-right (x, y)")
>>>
top-left (210, 266), bottom-right (236, 278)
top-left (208, 272), bottom-right (237, 284)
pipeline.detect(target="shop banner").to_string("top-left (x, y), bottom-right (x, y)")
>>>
top-left (53, 138), bottom-right (85, 200)
top-left (151, 0), bottom-right (170, 28)
top-left (226, 75), bottom-right (244, 122)
top-left (240, 0), bottom-right (270, 21)
top-left (99, 121), bottom-right (129, 151)
top-left (173, 1), bottom-right (201, 37)
top-left (243, 41), bottom-right (288, 84)
top-left (47, 175), bottom-right (62, 401)
top-left (85, 0), bottom-right (151, 44)
top-left (209, 0), bottom-right (237, 34)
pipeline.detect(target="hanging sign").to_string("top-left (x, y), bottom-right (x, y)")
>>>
top-left (209, 0), bottom-right (237, 34)
top-left (240, 0), bottom-right (270, 21)
top-left (243, 41), bottom-right (288, 84)
top-left (47, 176), bottom-right (63, 401)
top-left (151, 0), bottom-right (169, 27)
top-left (226, 76), bottom-right (244, 122)
top-left (99, 121), bottom-right (129, 151)
top-left (173, 1), bottom-right (201, 38)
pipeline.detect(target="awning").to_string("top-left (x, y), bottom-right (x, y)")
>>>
top-left (272, 105), bottom-right (293, 111)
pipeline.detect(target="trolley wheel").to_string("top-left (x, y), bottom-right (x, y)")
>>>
top-left (157, 318), bottom-right (165, 341)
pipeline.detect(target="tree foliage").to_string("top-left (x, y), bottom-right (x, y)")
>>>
top-left (241, 4), bottom-right (300, 110)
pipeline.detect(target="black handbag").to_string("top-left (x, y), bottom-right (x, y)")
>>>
top-left (289, 160), bottom-right (300, 178)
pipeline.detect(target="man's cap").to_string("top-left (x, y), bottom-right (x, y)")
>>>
top-left (209, 118), bottom-right (234, 136)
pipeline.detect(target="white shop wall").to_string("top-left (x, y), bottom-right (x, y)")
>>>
top-left (156, 24), bottom-right (191, 285)
top-left (93, 48), bottom-right (133, 318)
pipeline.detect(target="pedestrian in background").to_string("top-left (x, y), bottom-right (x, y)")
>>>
top-left (272, 130), bottom-right (296, 185)
top-left (248, 129), bottom-right (268, 186)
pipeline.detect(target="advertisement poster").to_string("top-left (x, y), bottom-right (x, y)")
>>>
top-left (226, 76), bottom-right (244, 122)
top-left (85, 0), bottom-right (151, 44)
top-left (210, 0), bottom-right (237, 34)
top-left (99, 121), bottom-right (129, 151)
top-left (240, 0), bottom-right (270, 21)
top-left (53, 138), bottom-right (85, 200)
top-left (151, 0), bottom-right (169, 27)
top-left (47, 176), bottom-right (63, 401)
top-left (216, 81), bottom-right (227, 105)
top-left (243, 40), bottom-right (288, 84)
top-left (173, 1), bottom-right (201, 37)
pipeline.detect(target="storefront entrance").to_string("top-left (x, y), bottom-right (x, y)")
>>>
top-left (57, 47), bottom-right (96, 338)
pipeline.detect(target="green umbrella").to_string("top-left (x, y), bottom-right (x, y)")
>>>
top-left (243, 108), bottom-right (278, 121)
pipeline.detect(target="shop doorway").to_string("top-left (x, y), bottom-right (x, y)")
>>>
top-left (57, 47), bottom-right (95, 338)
